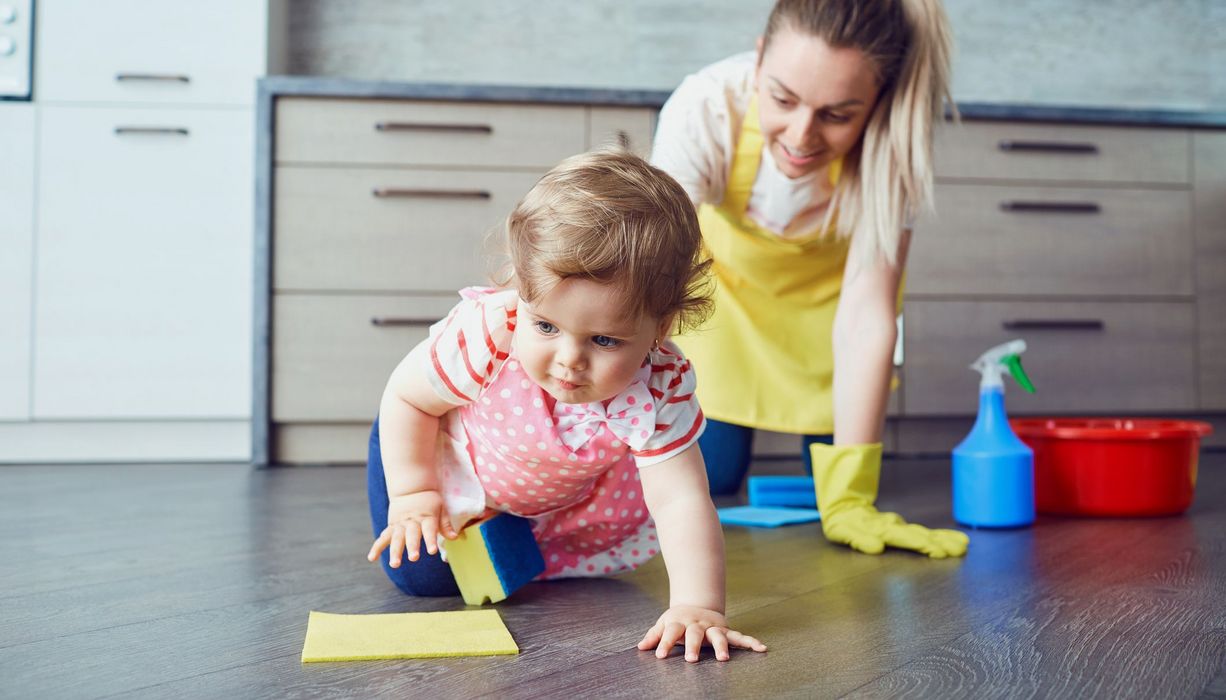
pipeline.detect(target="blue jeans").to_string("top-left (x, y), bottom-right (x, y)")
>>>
top-left (698, 418), bottom-right (833, 496)
top-left (366, 417), bottom-right (461, 597)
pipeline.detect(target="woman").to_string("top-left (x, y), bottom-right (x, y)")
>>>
top-left (651, 0), bottom-right (968, 558)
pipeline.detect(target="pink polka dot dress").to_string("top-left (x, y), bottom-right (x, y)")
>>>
top-left (418, 287), bottom-right (706, 579)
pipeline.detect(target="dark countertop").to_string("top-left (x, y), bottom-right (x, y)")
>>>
top-left (260, 75), bottom-right (1226, 129)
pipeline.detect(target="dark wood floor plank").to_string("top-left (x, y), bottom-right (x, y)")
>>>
top-left (1, 455), bottom-right (1222, 698)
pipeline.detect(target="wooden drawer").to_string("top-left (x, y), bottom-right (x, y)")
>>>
top-left (36, 0), bottom-right (268, 106)
top-left (276, 98), bottom-right (587, 168)
top-left (588, 107), bottom-right (656, 158)
top-left (902, 300), bottom-right (1196, 416)
top-left (272, 293), bottom-right (458, 422)
top-left (935, 121), bottom-right (1189, 185)
top-left (274, 167), bottom-right (543, 292)
top-left (908, 184), bottom-right (1193, 297)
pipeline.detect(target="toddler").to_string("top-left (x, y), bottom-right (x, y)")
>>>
top-left (366, 149), bottom-right (766, 662)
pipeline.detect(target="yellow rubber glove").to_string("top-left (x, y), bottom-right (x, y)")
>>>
top-left (812, 443), bottom-right (969, 558)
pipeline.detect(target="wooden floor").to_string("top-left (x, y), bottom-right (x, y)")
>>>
top-left (3, 453), bottom-right (1225, 699)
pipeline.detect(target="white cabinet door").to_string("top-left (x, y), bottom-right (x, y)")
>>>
top-left (0, 104), bottom-right (34, 421)
top-left (36, 0), bottom-right (267, 106)
top-left (34, 105), bottom-right (252, 419)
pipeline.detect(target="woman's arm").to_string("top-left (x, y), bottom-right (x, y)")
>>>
top-left (831, 229), bottom-right (910, 445)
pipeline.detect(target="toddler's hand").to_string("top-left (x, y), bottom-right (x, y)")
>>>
top-left (367, 490), bottom-right (459, 568)
top-left (637, 605), bottom-right (767, 663)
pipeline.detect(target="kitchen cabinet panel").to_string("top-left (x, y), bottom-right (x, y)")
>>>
top-left (274, 167), bottom-right (543, 293)
top-left (36, 0), bottom-right (271, 106)
top-left (903, 300), bottom-right (1197, 416)
top-left (276, 98), bottom-right (586, 169)
top-left (588, 106), bottom-right (655, 158)
top-left (909, 184), bottom-right (1193, 297)
top-left (272, 293), bottom-right (457, 422)
top-left (934, 121), bottom-right (1189, 185)
top-left (1194, 132), bottom-right (1226, 409)
top-left (0, 105), bottom-right (35, 421)
top-left (34, 105), bottom-right (253, 418)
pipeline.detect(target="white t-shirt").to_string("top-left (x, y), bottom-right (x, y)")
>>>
top-left (650, 52), bottom-right (836, 239)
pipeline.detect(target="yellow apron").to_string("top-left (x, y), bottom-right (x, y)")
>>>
top-left (677, 96), bottom-right (849, 434)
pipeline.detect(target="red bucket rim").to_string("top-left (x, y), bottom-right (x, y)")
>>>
top-left (1011, 417), bottom-right (1213, 441)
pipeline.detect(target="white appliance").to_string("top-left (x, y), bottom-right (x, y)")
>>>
top-left (0, 0), bottom-right (32, 99)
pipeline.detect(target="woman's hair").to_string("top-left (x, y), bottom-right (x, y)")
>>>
top-left (762, 0), bottom-right (954, 267)
top-left (497, 148), bottom-right (712, 334)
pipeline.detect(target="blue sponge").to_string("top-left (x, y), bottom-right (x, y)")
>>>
top-left (446, 514), bottom-right (545, 605)
top-left (747, 476), bottom-right (817, 508)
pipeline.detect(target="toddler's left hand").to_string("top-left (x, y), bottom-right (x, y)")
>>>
top-left (637, 605), bottom-right (767, 663)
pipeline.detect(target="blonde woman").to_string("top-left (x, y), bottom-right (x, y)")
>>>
top-left (651, 0), bottom-right (969, 558)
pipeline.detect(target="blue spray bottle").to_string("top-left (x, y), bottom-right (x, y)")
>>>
top-left (952, 339), bottom-right (1037, 528)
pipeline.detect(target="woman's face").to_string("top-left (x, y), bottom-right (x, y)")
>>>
top-left (755, 27), bottom-right (881, 179)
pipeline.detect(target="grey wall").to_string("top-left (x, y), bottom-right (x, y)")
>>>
top-left (287, 0), bottom-right (1226, 111)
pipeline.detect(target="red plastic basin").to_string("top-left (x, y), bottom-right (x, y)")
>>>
top-left (1011, 418), bottom-right (1213, 517)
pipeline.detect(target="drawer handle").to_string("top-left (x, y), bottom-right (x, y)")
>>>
top-left (1001, 319), bottom-right (1105, 331)
top-left (115, 73), bottom-right (191, 84)
top-left (375, 121), bottom-right (493, 134)
top-left (999, 201), bottom-right (1100, 214)
top-left (371, 317), bottom-right (440, 327)
top-left (372, 188), bottom-right (491, 200)
top-left (997, 140), bottom-right (1099, 154)
top-left (114, 126), bottom-right (190, 136)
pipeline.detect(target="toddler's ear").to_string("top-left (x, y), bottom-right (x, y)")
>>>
top-left (655, 315), bottom-right (677, 344)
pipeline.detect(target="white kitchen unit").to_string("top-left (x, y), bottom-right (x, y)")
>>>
top-left (0, 104), bottom-right (35, 422)
top-left (0, 1), bottom-right (286, 462)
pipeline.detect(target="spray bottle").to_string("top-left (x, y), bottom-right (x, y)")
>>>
top-left (952, 339), bottom-right (1037, 528)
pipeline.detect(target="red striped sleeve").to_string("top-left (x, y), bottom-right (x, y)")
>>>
top-left (430, 341), bottom-right (473, 403)
top-left (456, 330), bottom-right (484, 386)
top-left (634, 410), bottom-right (705, 459)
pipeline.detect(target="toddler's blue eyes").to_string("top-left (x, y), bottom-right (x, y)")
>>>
top-left (535, 321), bottom-right (557, 334)
top-left (593, 336), bottom-right (620, 348)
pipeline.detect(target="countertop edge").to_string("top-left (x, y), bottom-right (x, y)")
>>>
top-left (258, 75), bottom-right (1226, 129)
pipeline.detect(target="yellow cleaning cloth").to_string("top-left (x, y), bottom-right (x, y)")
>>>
top-left (301, 610), bottom-right (519, 662)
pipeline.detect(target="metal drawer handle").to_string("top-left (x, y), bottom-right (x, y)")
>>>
top-left (115, 73), bottom-right (191, 84)
top-left (375, 121), bottom-right (493, 134)
top-left (371, 317), bottom-right (440, 327)
top-left (998, 140), bottom-right (1099, 154)
top-left (114, 126), bottom-right (190, 136)
top-left (372, 188), bottom-right (491, 200)
top-left (999, 201), bottom-right (1101, 214)
top-left (1001, 319), bottom-right (1105, 331)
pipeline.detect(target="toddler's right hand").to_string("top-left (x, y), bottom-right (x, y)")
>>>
top-left (367, 490), bottom-right (459, 568)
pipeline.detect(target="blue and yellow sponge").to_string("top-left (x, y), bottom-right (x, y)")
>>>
top-left (446, 514), bottom-right (545, 605)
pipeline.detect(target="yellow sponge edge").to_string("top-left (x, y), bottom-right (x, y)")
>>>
top-left (445, 526), bottom-right (507, 606)
top-left (301, 610), bottom-right (518, 662)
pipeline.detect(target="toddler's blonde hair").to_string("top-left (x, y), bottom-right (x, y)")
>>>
top-left (498, 148), bottom-right (712, 334)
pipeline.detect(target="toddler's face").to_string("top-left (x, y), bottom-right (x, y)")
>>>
top-left (515, 277), bottom-right (664, 405)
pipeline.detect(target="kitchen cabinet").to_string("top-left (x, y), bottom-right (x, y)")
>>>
top-left (900, 119), bottom-right (1222, 452)
top-left (0, 0), bottom-right (284, 462)
top-left (260, 91), bottom-right (660, 464)
top-left (33, 106), bottom-right (253, 418)
top-left (0, 104), bottom-right (35, 421)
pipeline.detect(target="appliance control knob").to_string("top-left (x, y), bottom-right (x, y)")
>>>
top-left (0, 36), bottom-right (17, 56)
top-left (0, 6), bottom-right (16, 25)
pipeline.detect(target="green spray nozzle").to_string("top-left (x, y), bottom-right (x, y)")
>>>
top-left (972, 339), bottom-right (1036, 393)
top-left (1001, 353), bottom-right (1036, 393)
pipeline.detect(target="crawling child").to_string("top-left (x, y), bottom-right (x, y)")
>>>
top-left (366, 148), bottom-right (766, 663)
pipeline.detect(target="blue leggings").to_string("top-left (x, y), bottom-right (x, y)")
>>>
top-left (366, 418), bottom-right (461, 597)
top-left (698, 418), bottom-right (833, 496)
